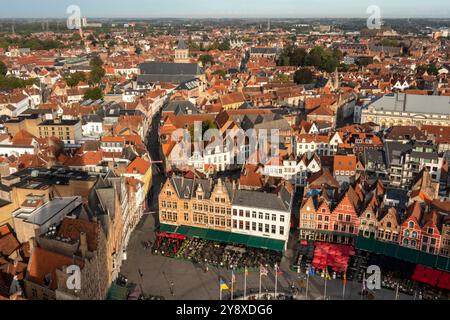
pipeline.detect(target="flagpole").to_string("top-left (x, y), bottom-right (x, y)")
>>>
top-left (244, 267), bottom-right (247, 300)
top-left (220, 287), bottom-right (222, 301)
top-left (231, 269), bottom-right (234, 301)
top-left (305, 270), bottom-right (309, 300)
top-left (259, 269), bottom-right (262, 300)
top-left (274, 264), bottom-right (278, 299)
top-left (324, 270), bottom-right (327, 300)
top-left (342, 272), bottom-right (346, 300)
top-left (342, 281), bottom-right (346, 300)
top-left (395, 283), bottom-right (399, 300)
top-left (361, 273), bottom-right (365, 300)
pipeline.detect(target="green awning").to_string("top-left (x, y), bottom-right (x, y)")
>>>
top-left (107, 283), bottom-right (129, 300)
top-left (356, 236), bottom-right (450, 273)
top-left (159, 224), bottom-right (285, 252)
top-left (160, 224), bottom-right (177, 233)
top-left (206, 229), bottom-right (230, 242)
top-left (228, 232), bottom-right (247, 245)
top-left (263, 238), bottom-right (285, 252)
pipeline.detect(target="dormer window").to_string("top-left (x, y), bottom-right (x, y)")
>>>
top-left (408, 221), bottom-right (414, 229)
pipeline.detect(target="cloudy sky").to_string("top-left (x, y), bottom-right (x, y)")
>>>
top-left (1, 0), bottom-right (450, 18)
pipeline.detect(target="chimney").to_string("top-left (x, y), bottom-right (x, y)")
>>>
top-left (403, 93), bottom-right (407, 112)
top-left (28, 237), bottom-right (37, 254)
top-left (79, 232), bottom-right (88, 258)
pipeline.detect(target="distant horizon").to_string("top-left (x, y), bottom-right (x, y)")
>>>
top-left (1, 0), bottom-right (450, 19)
top-left (1, 17), bottom-right (450, 20)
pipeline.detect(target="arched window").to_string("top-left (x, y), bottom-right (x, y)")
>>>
top-left (387, 222), bottom-right (392, 228)
top-left (408, 221), bottom-right (414, 229)
top-left (403, 238), bottom-right (409, 246)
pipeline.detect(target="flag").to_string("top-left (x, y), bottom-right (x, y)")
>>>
top-left (307, 265), bottom-right (315, 277)
top-left (325, 268), bottom-right (332, 280)
top-left (343, 272), bottom-right (347, 287)
top-left (220, 278), bottom-right (229, 291)
top-left (275, 264), bottom-right (283, 276)
top-left (260, 265), bottom-right (268, 277)
top-left (231, 271), bottom-right (236, 284)
top-left (244, 267), bottom-right (249, 277)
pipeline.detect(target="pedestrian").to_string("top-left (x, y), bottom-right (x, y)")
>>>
top-left (138, 268), bottom-right (144, 278)
top-left (170, 281), bottom-right (174, 296)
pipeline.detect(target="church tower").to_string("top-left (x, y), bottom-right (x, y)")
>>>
top-left (174, 37), bottom-right (189, 63)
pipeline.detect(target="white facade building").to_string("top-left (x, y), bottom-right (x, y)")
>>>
top-left (231, 187), bottom-right (293, 248)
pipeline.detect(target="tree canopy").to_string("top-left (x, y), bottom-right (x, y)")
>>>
top-left (64, 72), bottom-right (86, 87)
top-left (0, 61), bottom-right (7, 76)
top-left (199, 54), bottom-right (215, 66)
top-left (83, 87), bottom-right (104, 100)
top-left (278, 45), bottom-right (341, 73)
top-left (294, 68), bottom-right (314, 85)
top-left (89, 56), bottom-right (106, 84)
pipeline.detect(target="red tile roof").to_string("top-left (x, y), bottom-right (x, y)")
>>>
top-left (27, 247), bottom-right (84, 291)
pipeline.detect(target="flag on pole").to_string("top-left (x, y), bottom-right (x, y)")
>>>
top-left (232, 271), bottom-right (236, 284)
top-left (260, 265), bottom-right (268, 277)
top-left (325, 268), bottom-right (332, 280)
top-left (275, 264), bottom-right (283, 276)
top-left (220, 278), bottom-right (229, 291)
top-left (307, 265), bottom-right (315, 277)
top-left (244, 267), bottom-right (249, 277)
top-left (343, 272), bottom-right (347, 287)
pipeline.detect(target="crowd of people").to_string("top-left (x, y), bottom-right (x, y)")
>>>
top-left (151, 234), bottom-right (282, 270)
top-left (294, 242), bottom-right (449, 300)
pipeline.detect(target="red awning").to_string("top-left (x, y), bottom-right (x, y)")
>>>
top-left (412, 265), bottom-right (450, 290)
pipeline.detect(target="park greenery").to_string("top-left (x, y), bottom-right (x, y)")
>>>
top-left (83, 87), bottom-right (104, 100)
top-left (0, 37), bottom-right (65, 50)
top-left (277, 45), bottom-right (341, 73)
top-left (89, 56), bottom-right (106, 84)
top-left (64, 72), bottom-right (87, 87)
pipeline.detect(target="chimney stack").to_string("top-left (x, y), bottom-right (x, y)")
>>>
top-left (79, 232), bottom-right (88, 258)
top-left (28, 237), bottom-right (37, 254)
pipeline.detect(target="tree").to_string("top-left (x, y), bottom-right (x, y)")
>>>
top-left (356, 57), bottom-right (373, 67)
top-left (83, 87), bottom-right (104, 100)
top-left (277, 73), bottom-right (290, 83)
top-left (212, 69), bottom-right (226, 79)
top-left (427, 64), bottom-right (439, 76)
top-left (189, 120), bottom-right (218, 141)
top-left (290, 48), bottom-right (308, 66)
top-left (199, 54), bottom-right (214, 67)
top-left (322, 57), bottom-right (339, 73)
top-left (0, 61), bottom-right (7, 76)
top-left (90, 56), bottom-right (104, 68)
top-left (64, 72), bottom-right (86, 87)
top-left (89, 56), bottom-right (105, 84)
top-left (0, 76), bottom-right (38, 90)
top-left (90, 66), bottom-right (105, 84)
top-left (217, 40), bottom-right (230, 51)
top-left (294, 68), bottom-right (313, 85)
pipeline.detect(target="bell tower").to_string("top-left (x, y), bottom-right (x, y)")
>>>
top-left (174, 37), bottom-right (189, 63)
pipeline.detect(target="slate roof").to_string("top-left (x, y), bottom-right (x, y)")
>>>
top-left (139, 62), bottom-right (203, 77)
top-left (232, 188), bottom-right (291, 212)
top-left (369, 93), bottom-right (450, 115)
top-left (163, 100), bottom-right (199, 115)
